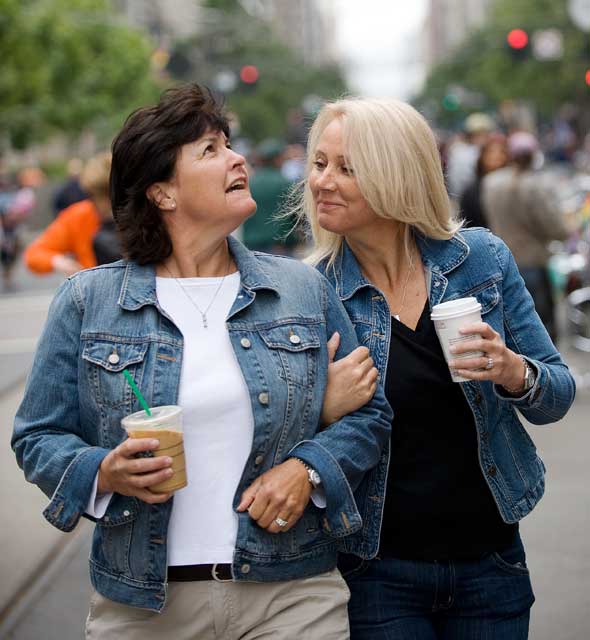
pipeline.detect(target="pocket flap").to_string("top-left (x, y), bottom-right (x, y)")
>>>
top-left (259, 323), bottom-right (321, 351)
top-left (474, 283), bottom-right (500, 315)
top-left (100, 496), bottom-right (139, 527)
top-left (82, 340), bottom-right (148, 372)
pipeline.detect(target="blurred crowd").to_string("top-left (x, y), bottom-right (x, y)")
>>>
top-left (0, 165), bottom-right (45, 291)
top-left (438, 112), bottom-right (589, 342)
top-left (3, 104), bottom-right (590, 348)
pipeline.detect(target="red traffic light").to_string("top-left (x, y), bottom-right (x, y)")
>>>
top-left (586, 70), bottom-right (590, 87)
top-left (240, 65), bottom-right (259, 84)
top-left (507, 29), bottom-right (529, 49)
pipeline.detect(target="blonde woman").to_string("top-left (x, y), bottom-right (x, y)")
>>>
top-left (301, 98), bottom-right (575, 640)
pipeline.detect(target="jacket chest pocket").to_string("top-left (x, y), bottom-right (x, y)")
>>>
top-left (259, 323), bottom-right (321, 388)
top-left (82, 340), bottom-right (149, 408)
top-left (463, 281), bottom-right (501, 316)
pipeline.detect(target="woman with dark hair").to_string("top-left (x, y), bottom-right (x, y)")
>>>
top-left (12, 84), bottom-right (391, 639)
top-left (460, 135), bottom-right (507, 228)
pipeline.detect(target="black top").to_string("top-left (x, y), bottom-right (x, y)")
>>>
top-left (379, 302), bottom-right (517, 560)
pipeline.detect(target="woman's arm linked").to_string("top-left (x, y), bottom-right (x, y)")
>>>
top-left (238, 275), bottom-right (392, 537)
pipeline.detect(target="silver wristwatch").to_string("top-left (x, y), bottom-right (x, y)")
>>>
top-left (505, 356), bottom-right (536, 394)
top-left (522, 357), bottom-right (536, 392)
top-left (293, 458), bottom-right (321, 489)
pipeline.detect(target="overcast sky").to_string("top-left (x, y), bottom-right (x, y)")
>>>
top-left (328, 0), bottom-right (428, 100)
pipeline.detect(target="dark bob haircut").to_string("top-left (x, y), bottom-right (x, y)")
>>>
top-left (110, 83), bottom-right (230, 265)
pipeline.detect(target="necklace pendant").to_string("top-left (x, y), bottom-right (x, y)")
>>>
top-left (201, 313), bottom-right (208, 329)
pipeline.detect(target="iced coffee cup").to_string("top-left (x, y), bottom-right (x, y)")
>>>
top-left (430, 297), bottom-right (484, 383)
top-left (121, 405), bottom-right (187, 493)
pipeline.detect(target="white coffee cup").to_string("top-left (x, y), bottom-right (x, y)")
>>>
top-left (430, 297), bottom-right (483, 383)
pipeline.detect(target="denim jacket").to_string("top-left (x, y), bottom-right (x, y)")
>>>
top-left (12, 236), bottom-right (392, 611)
top-left (318, 227), bottom-right (576, 560)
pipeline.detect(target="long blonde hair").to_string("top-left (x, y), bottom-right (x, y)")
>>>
top-left (298, 97), bottom-right (460, 266)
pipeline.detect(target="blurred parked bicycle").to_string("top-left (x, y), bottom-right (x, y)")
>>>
top-left (549, 174), bottom-right (590, 353)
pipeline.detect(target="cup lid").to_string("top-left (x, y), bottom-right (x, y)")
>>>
top-left (122, 405), bottom-right (182, 428)
top-left (430, 296), bottom-right (481, 319)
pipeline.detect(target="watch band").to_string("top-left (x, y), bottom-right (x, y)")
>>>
top-left (292, 457), bottom-right (321, 489)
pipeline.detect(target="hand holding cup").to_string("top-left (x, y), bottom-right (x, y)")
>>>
top-left (448, 321), bottom-right (525, 391)
top-left (97, 437), bottom-right (173, 504)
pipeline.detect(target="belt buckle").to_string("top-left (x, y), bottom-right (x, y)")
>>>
top-left (211, 563), bottom-right (232, 583)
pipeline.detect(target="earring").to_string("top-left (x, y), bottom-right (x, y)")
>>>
top-left (169, 199), bottom-right (176, 210)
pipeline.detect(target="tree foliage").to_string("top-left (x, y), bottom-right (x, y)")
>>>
top-left (171, 0), bottom-right (348, 142)
top-left (0, 0), bottom-right (160, 149)
top-left (416, 0), bottom-right (590, 127)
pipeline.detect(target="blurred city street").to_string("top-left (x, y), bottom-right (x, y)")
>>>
top-left (3, 0), bottom-right (590, 638)
top-left (0, 263), bottom-right (589, 639)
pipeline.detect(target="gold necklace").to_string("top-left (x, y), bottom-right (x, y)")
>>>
top-left (162, 253), bottom-right (231, 329)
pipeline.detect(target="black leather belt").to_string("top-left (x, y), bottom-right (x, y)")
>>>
top-left (168, 563), bottom-right (233, 582)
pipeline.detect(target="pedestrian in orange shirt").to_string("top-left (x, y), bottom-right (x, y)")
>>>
top-left (25, 152), bottom-right (117, 276)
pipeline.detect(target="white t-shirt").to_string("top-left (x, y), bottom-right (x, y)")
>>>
top-left (156, 271), bottom-right (255, 565)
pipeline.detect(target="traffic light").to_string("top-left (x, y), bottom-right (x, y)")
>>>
top-left (506, 29), bottom-right (530, 60)
top-left (586, 69), bottom-right (590, 87)
top-left (239, 65), bottom-right (259, 88)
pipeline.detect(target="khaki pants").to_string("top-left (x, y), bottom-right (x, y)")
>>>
top-left (85, 568), bottom-right (350, 640)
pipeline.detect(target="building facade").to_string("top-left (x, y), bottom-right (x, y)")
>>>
top-left (424, 0), bottom-right (493, 70)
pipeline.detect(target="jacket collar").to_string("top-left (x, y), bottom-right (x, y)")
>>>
top-left (118, 235), bottom-right (280, 311)
top-left (329, 232), bottom-right (470, 300)
top-left (416, 232), bottom-right (470, 275)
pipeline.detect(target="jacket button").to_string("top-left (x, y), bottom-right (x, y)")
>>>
top-left (241, 563), bottom-right (251, 574)
top-left (289, 334), bottom-right (301, 345)
top-left (434, 281), bottom-right (440, 288)
top-left (103, 516), bottom-right (110, 522)
top-left (258, 392), bottom-right (269, 405)
top-left (108, 353), bottom-right (120, 365)
top-left (240, 338), bottom-right (251, 349)
top-left (254, 455), bottom-right (264, 465)
top-left (488, 465), bottom-right (497, 476)
top-left (123, 510), bottom-right (130, 517)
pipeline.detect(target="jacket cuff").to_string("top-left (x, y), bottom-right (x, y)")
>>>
top-left (43, 446), bottom-right (110, 532)
top-left (288, 440), bottom-right (362, 538)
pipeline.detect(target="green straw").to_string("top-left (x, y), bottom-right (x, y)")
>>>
top-left (123, 369), bottom-right (152, 416)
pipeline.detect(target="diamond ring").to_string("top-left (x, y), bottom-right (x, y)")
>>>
top-left (275, 517), bottom-right (289, 528)
top-left (485, 357), bottom-right (494, 370)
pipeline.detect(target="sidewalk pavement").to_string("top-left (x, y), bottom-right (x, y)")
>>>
top-left (0, 384), bottom-right (76, 617)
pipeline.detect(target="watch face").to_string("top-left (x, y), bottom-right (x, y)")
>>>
top-left (309, 469), bottom-right (321, 487)
top-left (524, 363), bottom-right (535, 390)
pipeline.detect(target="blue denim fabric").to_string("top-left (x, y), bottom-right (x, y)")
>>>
top-left (11, 236), bottom-right (392, 611)
top-left (340, 534), bottom-right (534, 640)
top-left (317, 228), bottom-right (576, 560)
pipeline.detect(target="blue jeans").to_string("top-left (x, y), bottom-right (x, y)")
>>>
top-left (340, 534), bottom-right (534, 640)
